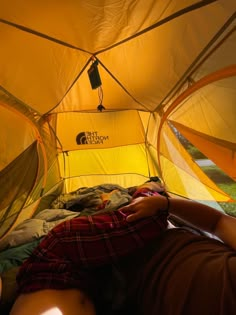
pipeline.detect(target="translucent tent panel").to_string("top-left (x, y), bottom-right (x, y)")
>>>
top-left (0, 142), bottom-right (39, 238)
top-left (2, 0), bottom-right (226, 52)
top-left (0, 1), bottom-right (234, 115)
top-left (159, 122), bottom-right (231, 202)
top-left (170, 78), bottom-right (236, 142)
top-left (0, 103), bottom-right (36, 170)
top-left (56, 110), bottom-right (145, 150)
top-left (27, 120), bottom-right (61, 202)
top-left (0, 23), bottom-right (88, 113)
top-left (54, 3), bottom-right (236, 113)
top-left (171, 120), bottom-right (236, 181)
top-left (168, 76), bottom-right (236, 181)
top-left (145, 112), bottom-right (162, 148)
top-left (58, 144), bottom-right (155, 191)
top-left (0, 100), bottom-right (60, 237)
top-left (55, 110), bottom-right (159, 191)
top-left (53, 61), bottom-right (148, 113)
top-left (192, 24), bottom-right (236, 82)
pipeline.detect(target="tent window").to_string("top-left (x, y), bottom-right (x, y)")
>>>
top-left (170, 123), bottom-right (236, 215)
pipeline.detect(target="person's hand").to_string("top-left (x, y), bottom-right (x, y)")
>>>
top-left (119, 195), bottom-right (167, 222)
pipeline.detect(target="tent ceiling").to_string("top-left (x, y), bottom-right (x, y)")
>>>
top-left (1, 0), bottom-right (235, 114)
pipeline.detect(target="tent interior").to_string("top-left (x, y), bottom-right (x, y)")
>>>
top-left (0, 0), bottom-right (236, 313)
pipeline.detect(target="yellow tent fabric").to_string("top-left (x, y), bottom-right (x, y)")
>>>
top-left (171, 120), bottom-right (236, 181)
top-left (0, 0), bottom-right (236, 237)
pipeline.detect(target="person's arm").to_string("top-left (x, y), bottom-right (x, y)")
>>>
top-left (119, 195), bottom-right (236, 250)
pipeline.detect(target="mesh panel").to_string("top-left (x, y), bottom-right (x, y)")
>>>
top-left (0, 142), bottom-right (38, 238)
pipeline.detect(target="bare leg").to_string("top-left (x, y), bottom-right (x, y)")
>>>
top-left (10, 289), bottom-right (96, 315)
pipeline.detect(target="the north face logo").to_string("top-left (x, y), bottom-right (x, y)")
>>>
top-left (76, 132), bottom-right (88, 144)
top-left (76, 131), bottom-right (109, 145)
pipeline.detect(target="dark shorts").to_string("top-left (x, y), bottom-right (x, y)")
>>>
top-left (121, 228), bottom-right (236, 315)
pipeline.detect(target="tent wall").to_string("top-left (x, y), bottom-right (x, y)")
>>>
top-left (55, 110), bottom-right (160, 190)
top-left (0, 100), bottom-right (60, 238)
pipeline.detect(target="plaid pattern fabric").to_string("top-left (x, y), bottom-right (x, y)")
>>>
top-left (17, 209), bottom-right (168, 294)
top-left (132, 186), bottom-right (167, 198)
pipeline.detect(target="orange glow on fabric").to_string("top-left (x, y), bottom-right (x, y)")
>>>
top-left (157, 64), bottom-right (236, 177)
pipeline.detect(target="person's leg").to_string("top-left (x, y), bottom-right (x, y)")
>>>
top-left (10, 288), bottom-right (96, 315)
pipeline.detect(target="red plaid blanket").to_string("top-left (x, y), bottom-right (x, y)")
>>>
top-left (17, 209), bottom-right (168, 294)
